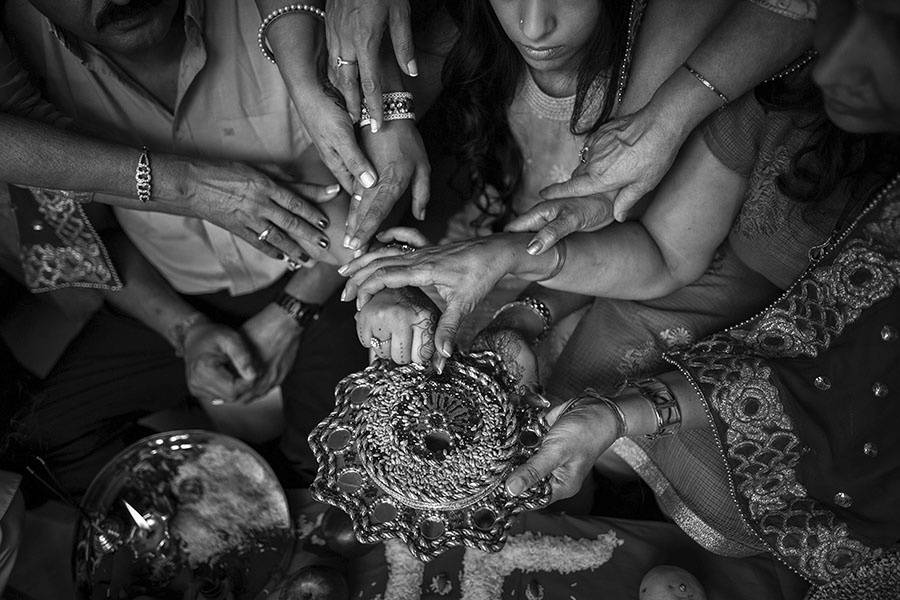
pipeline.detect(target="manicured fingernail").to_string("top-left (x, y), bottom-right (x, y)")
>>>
top-left (440, 342), bottom-right (452, 358)
top-left (352, 193), bottom-right (363, 204)
top-left (506, 477), bottom-right (524, 497)
top-left (343, 234), bottom-right (353, 249)
top-left (340, 288), bottom-right (349, 302)
top-left (338, 264), bottom-right (350, 276)
top-left (370, 120), bottom-right (379, 133)
top-left (353, 248), bottom-right (364, 259)
top-left (360, 172), bottom-right (376, 188)
top-left (349, 237), bottom-right (361, 250)
top-left (210, 399), bottom-right (225, 406)
top-left (435, 355), bottom-right (446, 375)
top-left (416, 207), bottom-right (426, 221)
top-left (318, 238), bottom-right (329, 249)
top-left (526, 239), bottom-right (543, 255)
top-left (318, 218), bottom-right (329, 230)
top-left (326, 184), bottom-right (341, 195)
top-left (407, 59), bottom-right (418, 77)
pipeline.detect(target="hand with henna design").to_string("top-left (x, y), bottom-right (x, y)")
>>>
top-left (354, 286), bottom-right (439, 364)
top-left (471, 327), bottom-right (538, 390)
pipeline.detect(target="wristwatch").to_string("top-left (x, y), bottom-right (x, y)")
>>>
top-left (275, 291), bottom-right (321, 329)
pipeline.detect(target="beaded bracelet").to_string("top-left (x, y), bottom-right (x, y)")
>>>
top-left (257, 4), bottom-right (326, 65)
top-left (630, 377), bottom-right (682, 441)
top-left (135, 146), bottom-right (152, 204)
top-left (359, 92), bottom-right (416, 128)
top-left (682, 62), bottom-right (729, 107)
top-left (492, 296), bottom-right (553, 340)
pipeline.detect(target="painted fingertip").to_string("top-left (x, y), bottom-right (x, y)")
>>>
top-left (340, 288), bottom-right (349, 302)
top-left (349, 237), bottom-right (361, 251)
top-left (526, 239), bottom-right (543, 255)
top-left (337, 264), bottom-right (350, 276)
top-left (434, 355), bottom-right (446, 375)
top-left (353, 248), bottom-right (364, 259)
top-left (318, 238), bottom-right (330, 249)
top-left (370, 121), bottom-right (379, 133)
top-left (440, 341), bottom-right (452, 358)
top-left (360, 172), bottom-right (376, 189)
top-left (343, 234), bottom-right (353, 249)
top-left (407, 59), bottom-right (418, 77)
top-left (210, 398), bottom-right (225, 406)
top-left (326, 184), bottom-right (341, 195)
top-left (352, 193), bottom-right (363, 204)
top-left (318, 218), bottom-right (329, 230)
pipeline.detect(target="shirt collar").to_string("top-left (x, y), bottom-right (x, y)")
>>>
top-left (48, 0), bottom-right (205, 63)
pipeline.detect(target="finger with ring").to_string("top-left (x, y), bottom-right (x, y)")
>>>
top-left (579, 145), bottom-right (591, 164)
top-left (335, 55), bottom-right (358, 68)
top-left (385, 241), bottom-right (416, 254)
top-left (370, 335), bottom-right (388, 349)
top-left (258, 225), bottom-right (275, 242)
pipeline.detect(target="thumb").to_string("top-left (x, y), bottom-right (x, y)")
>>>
top-left (613, 184), bottom-right (645, 222)
top-left (219, 332), bottom-right (258, 381)
top-left (432, 302), bottom-right (466, 373)
top-left (505, 443), bottom-right (561, 497)
top-left (376, 226), bottom-right (430, 248)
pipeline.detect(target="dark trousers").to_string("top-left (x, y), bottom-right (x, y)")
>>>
top-left (13, 282), bottom-right (366, 495)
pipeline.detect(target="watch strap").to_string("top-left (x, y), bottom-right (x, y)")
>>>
top-left (275, 291), bottom-right (321, 329)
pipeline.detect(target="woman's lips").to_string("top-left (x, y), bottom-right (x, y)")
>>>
top-left (519, 44), bottom-right (564, 61)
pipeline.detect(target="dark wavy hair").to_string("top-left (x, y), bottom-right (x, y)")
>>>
top-left (755, 67), bottom-right (900, 209)
top-left (438, 0), bottom-right (630, 227)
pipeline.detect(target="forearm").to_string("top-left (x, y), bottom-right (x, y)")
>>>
top-left (645, 0), bottom-right (814, 136)
top-left (510, 226), bottom-right (687, 300)
top-left (101, 230), bottom-right (203, 349)
top-left (256, 0), bottom-right (325, 107)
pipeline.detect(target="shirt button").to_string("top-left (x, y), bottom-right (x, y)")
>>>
top-left (863, 442), bottom-right (878, 457)
top-left (881, 325), bottom-right (898, 342)
top-left (814, 376), bottom-right (831, 391)
top-left (833, 492), bottom-right (853, 508)
top-left (872, 382), bottom-right (889, 398)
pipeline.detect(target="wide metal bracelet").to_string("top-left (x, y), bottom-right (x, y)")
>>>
top-left (630, 377), bottom-right (682, 440)
top-left (359, 92), bottom-right (415, 128)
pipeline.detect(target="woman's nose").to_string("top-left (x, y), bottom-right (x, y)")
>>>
top-left (520, 0), bottom-right (557, 43)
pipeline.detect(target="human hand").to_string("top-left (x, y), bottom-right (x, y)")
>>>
top-left (183, 321), bottom-right (259, 404)
top-left (294, 88), bottom-right (379, 194)
top-left (176, 157), bottom-right (339, 263)
top-left (505, 195), bottom-right (614, 256)
top-left (325, 0), bottom-right (415, 127)
top-left (344, 120), bottom-right (430, 251)
top-left (471, 327), bottom-right (539, 391)
top-left (505, 396), bottom-right (620, 503)
top-left (239, 303), bottom-right (302, 402)
top-left (539, 105), bottom-right (688, 226)
top-left (355, 286), bottom-right (438, 364)
top-left (341, 234), bottom-right (525, 367)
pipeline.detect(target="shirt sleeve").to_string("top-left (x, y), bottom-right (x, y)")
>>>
top-left (0, 31), bottom-right (69, 126)
top-left (701, 93), bottom-right (767, 179)
top-left (747, 0), bottom-right (818, 21)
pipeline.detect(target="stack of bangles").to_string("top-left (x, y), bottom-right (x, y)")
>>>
top-left (563, 377), bottom-right (682, 441)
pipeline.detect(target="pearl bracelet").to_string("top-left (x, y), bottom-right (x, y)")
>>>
top-left (135, 146), bottom-right (152, 204)
top-left (257, 4), bottom-right (326, 65)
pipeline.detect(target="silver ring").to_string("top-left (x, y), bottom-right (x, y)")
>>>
top-left (386, 241), bottom-right (416, 254)
top-left (335, 55), bottom-right (357, 68)
top-left (579, 145), bottom-right (590, 164)
top-left (258, 225), bottom-right (274, 242)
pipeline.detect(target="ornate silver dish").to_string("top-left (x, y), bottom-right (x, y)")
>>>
top-left (309, 351), bottom-right (551, 561)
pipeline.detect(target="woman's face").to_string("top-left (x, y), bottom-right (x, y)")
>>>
top-left (488, 0), bottom-right (601, 81)
top-left (813, 0), bottom-right (900, 133)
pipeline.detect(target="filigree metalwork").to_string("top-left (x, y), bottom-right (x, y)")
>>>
top-left (310, 352), bottom-right (551, 561)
